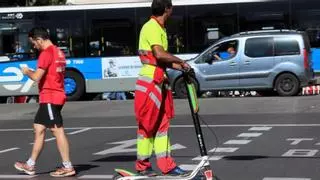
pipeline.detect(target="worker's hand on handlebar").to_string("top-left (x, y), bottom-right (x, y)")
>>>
top-left (182, 62), bottom-right (191, 71)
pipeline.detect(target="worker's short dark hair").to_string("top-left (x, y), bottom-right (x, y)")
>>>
top-left (151, 0), bottom-right (172, 16)
top-left (28, 27), bottom-right (50, 40)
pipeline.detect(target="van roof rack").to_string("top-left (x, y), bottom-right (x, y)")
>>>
top-left (233, 29), bottom-right (299, 36)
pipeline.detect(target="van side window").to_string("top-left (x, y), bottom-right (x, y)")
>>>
top-left (274, 38), bottom-right (300, 56)
top-left (245, 37), bottom-right (274, 58)
top-left (196, 40), bottom-right (238, 64)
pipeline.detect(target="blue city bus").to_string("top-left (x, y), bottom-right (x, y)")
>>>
top-left (0, 0), bottom-right (319, 101)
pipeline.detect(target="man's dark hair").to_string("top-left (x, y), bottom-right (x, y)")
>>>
top-left (151, 0), bottom-right (172, 16)
top-left (28, 27), bottom-right (50, 40)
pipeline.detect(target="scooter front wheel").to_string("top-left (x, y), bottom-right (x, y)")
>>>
top-left (112, 173), bottom-right (123, 180)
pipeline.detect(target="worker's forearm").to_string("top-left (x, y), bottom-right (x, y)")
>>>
top-left (155, 51), bottom-right (184, 65)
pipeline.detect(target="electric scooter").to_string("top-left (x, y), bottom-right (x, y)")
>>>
top-left (113, 68), bottom-right (216, 180)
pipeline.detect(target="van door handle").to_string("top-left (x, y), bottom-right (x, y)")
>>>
top-left (229, 62), bottom-right (237, 66)
top-left (244, 60), bottom-right (251, 65)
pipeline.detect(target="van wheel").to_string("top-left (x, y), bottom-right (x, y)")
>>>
top-left (174, 76), bottom-right (199, 99)
top-left (275, 73), bottom-right (300, 96)
top-left (65, 70), bottom-right (85, 101)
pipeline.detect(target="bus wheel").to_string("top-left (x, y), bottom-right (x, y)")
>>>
top-left (65, 70), bottom-right (85, 101)
top-left (174, 76), bottom-right (199, 99)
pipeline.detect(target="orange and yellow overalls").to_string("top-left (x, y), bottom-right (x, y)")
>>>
top-left (134, 16), bottom-right (176, 174)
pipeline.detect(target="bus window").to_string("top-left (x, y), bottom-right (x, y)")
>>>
top-left (36, 11), bottom-right (85, 58)
top-left (291, 0), bottom-right (320, 48)
top-left (136, 6), bottom-right (187, 54)
top-left (187, 3), bottom-right (238, 53)
top-left (239, 1), bottom-right (290, 32)
top-left (87, 8), bottom-right (136, 57)
top-left (0, 20), bottom-right (35, 61)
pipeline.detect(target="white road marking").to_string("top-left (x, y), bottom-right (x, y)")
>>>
top-left (0, 129), bottom-right (33, 132)
top-left (2, 124), bottom-right (320, 132)
top-left (237, 133), bottom-right (262, 138)
top-left (68, 128), bottom-right (91, 135)
top-left (0, 147), bottom-right (19, 154)
top-left (192, 155), bottom-right (224, 161)
top-left (78, 175), bottom-right (113, 179)
top-left (0, 175), bottom-right (37, 179)
top-left (282, 149), bottom-right (318, 157)
top-left (209, 147), bottom-right (239, 153)
top-left (93, 139), bottom-right (185, 155)
top-left (286, 138), bottom-right (314, 145)
top-left (30, 137), bottom-right (56, 145)
top-left (30, 128), bottom-right (92, 145)
top-left (249, 127), bottom-right (272, 131)
top-left (224, 140), bottom-right (252, 145)
top-left (263, 178), bottom-right (310, 180)
top-left (45, 137), bottom-right (56, 142)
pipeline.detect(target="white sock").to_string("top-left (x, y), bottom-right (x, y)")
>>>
top-left (26, 158), bottom-right (35, 167)
top-left (62, 161), bottom-right (73, 169)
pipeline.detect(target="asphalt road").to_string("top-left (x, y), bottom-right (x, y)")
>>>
top-left (0, 96), bottom-right (320, 180)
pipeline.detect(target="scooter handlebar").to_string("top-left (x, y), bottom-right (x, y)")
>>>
top-left (181, 67), bottom-right (195, 77)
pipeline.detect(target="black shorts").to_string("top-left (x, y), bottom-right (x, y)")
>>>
top-left (34, 103), bottom-right (64, 126)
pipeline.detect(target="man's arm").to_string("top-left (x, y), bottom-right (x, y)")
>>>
top-left (168, 63), bottom-right (184, 70)
top-left (21, 67), bottom-right (46, 82)
top-left (214, 54), bottom-right (222, 61)
top-left (152, 45), bottom-right (190, 70)
top-left (152, 45), bottom-right (184, 65)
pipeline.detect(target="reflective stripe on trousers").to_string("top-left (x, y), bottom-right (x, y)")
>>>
top-left (136, 131), bottom-right (171, 160)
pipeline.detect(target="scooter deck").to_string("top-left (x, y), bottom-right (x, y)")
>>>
top-left (114, 168), bottom-right (198, 180)
top-left (114, 157), bottom-right (213, 180)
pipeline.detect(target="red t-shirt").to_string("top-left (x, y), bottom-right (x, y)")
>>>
top-left (37, 45), bottom-right (66, 105)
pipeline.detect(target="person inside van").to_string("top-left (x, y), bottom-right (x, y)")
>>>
top-left (213, 46), bottom-right (236, 61)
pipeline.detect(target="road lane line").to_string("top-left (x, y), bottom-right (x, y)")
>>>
top-left (0, 147), bottom-right (19, 154)
top-left (224, 140), bottom-right (251, 145)
top-left (237, 133), bottom-right (262, 138)
top-left (209, 147), bottom-right (239, 153)
top-left (68, 128), bottom-right (91, 135)
top-left (44, 137), bottom-right (56, 142)
top-left (0, 175), bottom-right (37, 179)
top-left (30, 137), bottom-right (56, 145)
top-left (30, 128), bottom-right (91, 145)
top-left (263, 178), bottom-right (310, 180)
top-left (0, 129), bottom-right (33, 132)
top-left (3, 123), bottom-right (320, 132)
top-left (192, 155), bottom-right (224, 161)
top-left (249, 127), bottom-right (272, 131)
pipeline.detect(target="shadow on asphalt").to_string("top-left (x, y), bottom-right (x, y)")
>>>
top-left (93, 155), bottom-right (136, 162)
top-left (29, 164), bottom-right (99, 176)
top-left (223, 155), bottom-right (268, 160)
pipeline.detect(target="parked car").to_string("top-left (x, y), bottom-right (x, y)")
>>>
top-left (168, 29), bottom-right (315, 98)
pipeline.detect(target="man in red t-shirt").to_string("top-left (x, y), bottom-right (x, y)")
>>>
top-left (14, 27), bottom-right (76, 177)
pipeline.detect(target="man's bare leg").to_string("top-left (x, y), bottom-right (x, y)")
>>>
top-left (50, 124), bottom-right (71, 163)
top-left (30, 123), bottom-right (47, 162)
top-left (14, 123), bottom-right (46, 175)
top-left (49, 124), bottom-right (76, 177)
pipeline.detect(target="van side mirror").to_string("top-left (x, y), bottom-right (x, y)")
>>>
top-left (205, 54), bottom-right (213, 64)
top-left (205, 52), bottom-right (219, 64)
